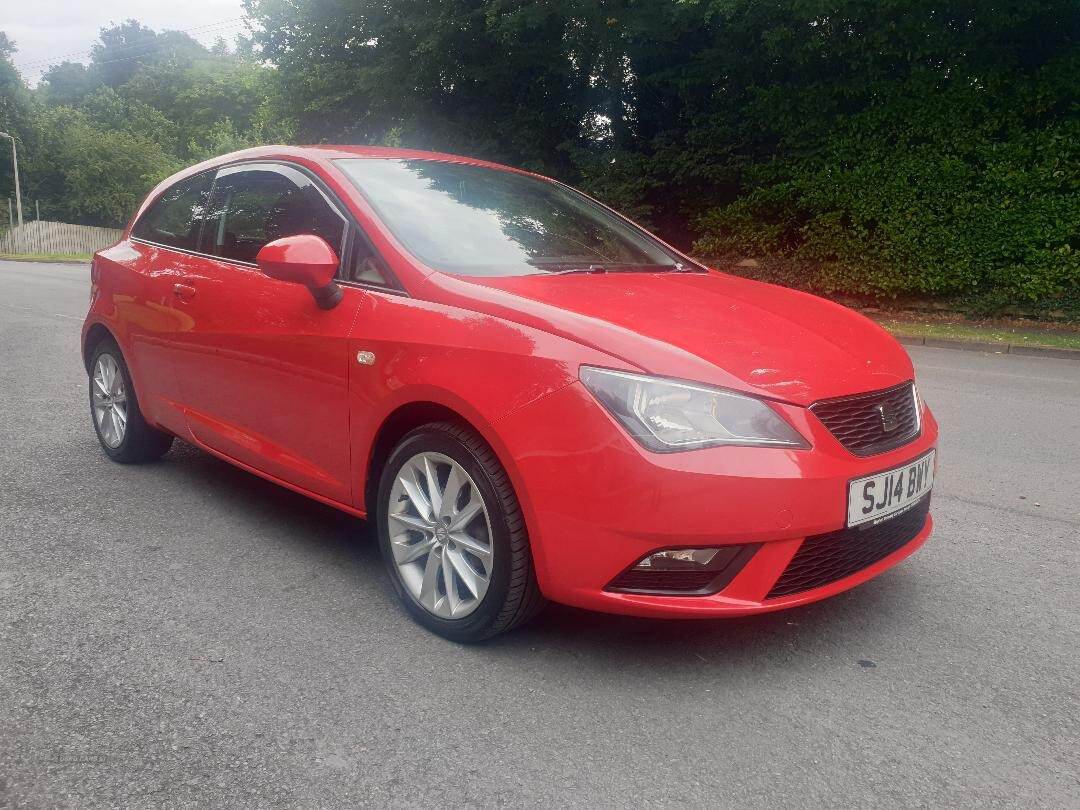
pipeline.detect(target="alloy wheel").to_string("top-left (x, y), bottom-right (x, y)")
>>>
top-left (92, 353), bottom-right (128, 448)
top-left (387, 451), bottom-right (494, 619)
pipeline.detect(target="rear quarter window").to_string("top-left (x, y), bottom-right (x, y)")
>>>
top-left (131, 172), bottom-right (214, 252)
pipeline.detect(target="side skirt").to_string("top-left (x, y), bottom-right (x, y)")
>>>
top-left (184, 433), bottom-right (367, 520)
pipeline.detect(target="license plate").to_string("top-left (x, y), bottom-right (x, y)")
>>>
top-left (847, 451), bottom-right (935, 527)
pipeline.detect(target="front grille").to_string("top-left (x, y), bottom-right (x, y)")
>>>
top-left (811, 382), bottom-right (920, 456)
top-left (766, 495), bottom-right (930, 599)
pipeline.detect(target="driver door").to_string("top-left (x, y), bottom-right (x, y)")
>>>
top-left (168, 162), bottom-right (361, 505)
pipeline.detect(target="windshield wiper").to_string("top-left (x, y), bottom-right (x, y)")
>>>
top-left (543, 264), bottom-right (609, 276)
top-left (533, 261), bottom-right (702, 276)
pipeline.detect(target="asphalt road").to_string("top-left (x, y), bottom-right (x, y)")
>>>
top-left (1, 260), bottom-right (1078, 809)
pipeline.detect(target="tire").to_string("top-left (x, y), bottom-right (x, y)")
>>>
top-left (88, 337), bottom-right (174, 463)
top-left (376, 421), bottom-right (546, 642)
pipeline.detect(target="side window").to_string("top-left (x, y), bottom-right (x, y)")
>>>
top-left (200, 164), bottom-right (346, 263)
top-left (131, 172), bottom-right (213, 251)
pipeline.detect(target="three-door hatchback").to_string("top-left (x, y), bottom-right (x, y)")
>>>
top-left (83, 146), bottom-right (938, 641)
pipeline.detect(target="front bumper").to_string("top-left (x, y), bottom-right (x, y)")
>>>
top-left (496, 381), bottom-right (939, 618)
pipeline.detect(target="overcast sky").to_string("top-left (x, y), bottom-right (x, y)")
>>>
top-left (2, 0), bottom-right (248, 84)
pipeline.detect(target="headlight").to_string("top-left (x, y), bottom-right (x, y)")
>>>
top-left (579, 366), bottom-right (809, 452)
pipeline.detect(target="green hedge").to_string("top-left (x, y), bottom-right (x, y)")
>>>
top-left (693, 69), bottom-right (1079, 312)
top-left (696, 131), bottom-right (1077, 304)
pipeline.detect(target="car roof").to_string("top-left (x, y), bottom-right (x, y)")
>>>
top-left (128, 144), bottom-right (546, 235)
top-left (177, 144), bottom-right (536, 180)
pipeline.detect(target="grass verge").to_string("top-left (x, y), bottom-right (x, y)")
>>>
top-left (0, 252), bottom-right (92, 263)
top-left (874, 315), bottom-right (1080, 351)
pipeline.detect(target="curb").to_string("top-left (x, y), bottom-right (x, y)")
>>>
top-left (0, 256), bottom-right (90, 266)
top-left (895, 334), bottom-right (1080, 361)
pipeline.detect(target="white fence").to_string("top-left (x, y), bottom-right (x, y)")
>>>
top-left (0, 221), bottom-right (122, 255)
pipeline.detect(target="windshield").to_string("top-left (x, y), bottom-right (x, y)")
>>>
top-left (335, 158), bottom-right (687, 277)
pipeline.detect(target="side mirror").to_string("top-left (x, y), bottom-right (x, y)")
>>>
top-left (255, 234), bottom-right (343, 310)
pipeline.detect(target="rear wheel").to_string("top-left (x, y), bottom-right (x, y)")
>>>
top-left (89, 338), bottom-right (173, 463)
top-left (376, 422), bottom-right (546, 642)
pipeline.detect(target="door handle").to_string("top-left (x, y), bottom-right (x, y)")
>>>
top-left (173, 282), bottom-right (196, 300)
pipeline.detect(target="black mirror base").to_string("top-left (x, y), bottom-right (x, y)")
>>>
top-left (310, 282), bottom-right (343, 310)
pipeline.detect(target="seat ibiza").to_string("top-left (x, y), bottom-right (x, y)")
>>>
top-left (82, 146), bottom-right (938, 641)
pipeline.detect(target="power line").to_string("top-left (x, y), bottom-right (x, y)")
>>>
top-left (15, 18), bottom-right (249, 71)
top-left (15, 16), bottom-right (248, 68)
top-left (14, 17), bottom-right (250, 71)
top-left (41, 40), bottom-right (238, 75)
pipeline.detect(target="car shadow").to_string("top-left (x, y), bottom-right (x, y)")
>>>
top-left (513, 583), bottom-right (902, 650)
top-left (155, 440), bottom-right (379, 562)
top-left (154, 440), bottom-right (916, 667)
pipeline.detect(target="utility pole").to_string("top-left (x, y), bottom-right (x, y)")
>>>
top-left (36, 200), bottom-right (40, 221)
top-left (0, 131), bottom-right (23, 228)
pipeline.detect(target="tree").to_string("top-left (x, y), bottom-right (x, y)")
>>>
top-left (4, 19), bottom-right (293, 226)
top-left (3, 4), bottom-right (1077, 309)
top-left (90, 20), bottom-right (166, 88)
top-left (245, 0), bottom-right (597, 175)
top-left (27, 105), bottom-right (178, 226)
top-left (40, 61), bottom-right (97, 107)
top-left (78, 86), bottom-right (180, 152)
top-left (689, 0), bottom-right (1080, 304)
top-left (0, 32), bottom-right (37, 212)
top-left (122, 54), bottom-right (283, 155)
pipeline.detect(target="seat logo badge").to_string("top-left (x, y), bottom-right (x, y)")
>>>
top-left (877, 403), bottom-right (899, 433)
top-left (356, 350), bottom-right (376, 366)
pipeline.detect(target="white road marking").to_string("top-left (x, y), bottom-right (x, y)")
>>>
top-left (0, 302), bottom-right (83, 321)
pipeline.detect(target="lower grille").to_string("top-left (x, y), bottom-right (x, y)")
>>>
top-left (766, 496), bottom-right (930, 599)
top-left (609, 568), bottom-right (721, 592)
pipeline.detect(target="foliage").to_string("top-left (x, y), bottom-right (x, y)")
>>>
top-left (0, 32), bottom-right (37, 210)
top-left (689, 1), bottom-right (1080, 306)
top-left (28, 105), bottom-right (180, 226)
top-left (241, 0), bottom-right (1078, 307)
top-left (1, 20), bottom-right (291, 227)
top-left (1, 3), bottom-right (1077, 307)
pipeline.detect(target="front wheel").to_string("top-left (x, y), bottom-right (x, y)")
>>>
top-left (376, 422), bottom-right (546, 642)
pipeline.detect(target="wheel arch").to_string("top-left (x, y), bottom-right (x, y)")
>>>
top-left (364, 401), bottom-right (489, 515)
top-left (82, 322), bottom-right (118, 373)
top-left (360, 395), bottom-right (540, 542)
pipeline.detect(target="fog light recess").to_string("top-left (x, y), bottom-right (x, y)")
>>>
top-left (606, 544), bottom-right (759, 595)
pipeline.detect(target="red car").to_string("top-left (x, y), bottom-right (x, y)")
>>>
top-left (82, 146), bottom-right (938, 641)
